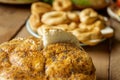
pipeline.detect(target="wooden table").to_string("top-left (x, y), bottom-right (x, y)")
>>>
top-left (0, 4), bottom-right (120, 80)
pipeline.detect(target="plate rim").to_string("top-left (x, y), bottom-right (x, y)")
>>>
top-left (26, 20), bottom-right (106, 46)
top-left (26, 20), bottom-right (40, 38)
top-left (107, 6), bottom-right (120, 22)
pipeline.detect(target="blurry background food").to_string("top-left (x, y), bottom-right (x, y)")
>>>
top-left (42, 0), bottom-right (110, 9)
top-left (0, 0), bottom-right (110, 9)
top-left (107, 0), bottom-right (120, 41)
top-left (107, 0), bottom-right (120, 21)
top-left (116, 0), bottom-right (120, 7)
top-left (41, 0), bottom-right (53, 4)
top-left (27, 1), bottom-right (114, 46)
top-left (72, 0), bottom-right (110, 9)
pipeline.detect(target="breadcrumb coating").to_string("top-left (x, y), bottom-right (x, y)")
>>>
top-left (0, 37), bottom-right (95, 80)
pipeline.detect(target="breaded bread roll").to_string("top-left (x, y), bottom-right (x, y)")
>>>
top-left (0, 29), bottom-right (96, 80)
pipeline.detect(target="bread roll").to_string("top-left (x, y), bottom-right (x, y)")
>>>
top-left (0, 30), bottom-right (96, 80)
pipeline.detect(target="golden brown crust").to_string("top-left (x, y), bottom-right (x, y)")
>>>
top-left (53, 0), bottom-right (72, 11)
top-left (31, 2), bottom-right (52, 15)
top-left (0, 37), bottom-right (45, 79)
top-left (0, 37), bottom-right (95, 80)
top-left (43, 43), bottom-right (95, 79)
top-left (41, 11), bottom-right (68, 25)
top-left (29, 14), bottom-right (42, 32)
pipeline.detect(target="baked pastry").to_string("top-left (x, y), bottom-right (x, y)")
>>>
top-left (0, 29), bottom-right (96, 80)
top-left (53, 0), bottom-right (72, 11)
top-left (29, 2), bottom-right (53, 32)
top-left (31, 2), bottom-right (52, 15)
top-left (29, 14), bottom-right (42, 32)
top-left (29, 3), bottom-right (113, 46)
top-left (78, 8), bottom-right (98, 24)
top-left (41, 11), bottom-right (68, 25)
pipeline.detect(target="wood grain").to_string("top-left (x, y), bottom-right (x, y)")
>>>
top-left (110, 40), bottom-right (120, 80)
top-left (83, 41), bottom-right (110, 80)
top-left (110, 18), bottom-right (120, 41)
top-left (0, 4), bottom-right (30, 43)
top-left (15, 25), bottom-right (31, 38)
top-left (110, 17), bottom-right (120, 80)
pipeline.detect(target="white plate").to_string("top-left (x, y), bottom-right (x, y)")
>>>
top-left (107, 5), bottom-right (120, 22)
top-left (26, 20), bottom-right (40, 38)
top-left (26, 20), bottom-right (106, 46)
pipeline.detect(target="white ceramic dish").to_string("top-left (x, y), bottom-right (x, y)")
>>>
top-left (26, 20), bottom-right (107, 46)
top-left (26, 20), bottom-right (40, 38)
top-left (107, 5), bottom-right (120, 22)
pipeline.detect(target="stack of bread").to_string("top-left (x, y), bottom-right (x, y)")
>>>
top-left (29, 1), bottom-right (113, 45)
top-left (0, 28), bottom-right (96, 80)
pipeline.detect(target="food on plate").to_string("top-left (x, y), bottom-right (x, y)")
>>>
top-left (29, 2), bottom-right (114, 46)
top-left (67, 11), bottom-right (80, 22)
top-left (29, 14), bottom-right (42, 32)
top-left (69, 22), bottom-right (78, 30)
top-left (101, 27), bottom-right (114, 38)
top-left (78, 8), bottom-right (98, 24)
top-left (41, 11), bottom-right (68, 25)
top-left (37, 23), bottom-right (78, 35)
top-left (30, 2), bottom-right (53, 32)
top-left (78, 20), bottom-right (105, 33)
top-left (94, 20), bottom-right (105, 29)
top-left (115, 8), bottom-right (120, 16)
top-left (107, 3), bottom-right (120, 22)
top-left (70, 28), bottom-right (102, 45)
top-left (0, 29), bottom-right (96, 80)
top-left (31, 2), bottom-right (52, 15)
top-left (78, 23), bottom-right (94, 32)
top-left (53, 0), bottom-right (72, 11)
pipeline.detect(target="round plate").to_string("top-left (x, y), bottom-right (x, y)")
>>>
top-left (26, 20), bottom-right (39, 38)
top-left (107, 4), bottom-right (120, 22)
top-left (26, 20), bottom-right (106, 46)
top-left (0, 0), bottom-right (38, 4)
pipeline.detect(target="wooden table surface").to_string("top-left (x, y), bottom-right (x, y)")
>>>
top-left (0, 3), bottom-right (120, 80)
